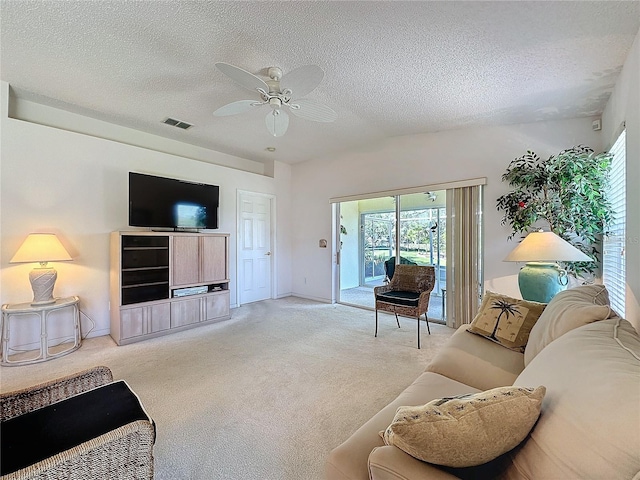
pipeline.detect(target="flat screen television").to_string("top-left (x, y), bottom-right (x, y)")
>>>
top-left (129, 172), bottom-right (219, 230)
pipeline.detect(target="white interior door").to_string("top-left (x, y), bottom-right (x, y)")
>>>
top-left (238, 192), bottom-right (273, 304)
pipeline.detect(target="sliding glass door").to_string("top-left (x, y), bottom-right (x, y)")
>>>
top-left (398, 193), bottom-right (446, 297)
top-left (337, 191), bottom-right (447, 322)
top-left (363, 212), bottom-right (394, 285)
top-left (334, 180), bottom-right (485, 329)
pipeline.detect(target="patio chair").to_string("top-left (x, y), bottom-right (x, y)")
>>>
top-left (374, 264), bottom-right (436, 348)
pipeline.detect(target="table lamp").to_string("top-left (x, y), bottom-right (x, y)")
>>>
top-left (10, 233), bottom-right (73, 305)
top-left (504, 230), bottom-right (592, 303)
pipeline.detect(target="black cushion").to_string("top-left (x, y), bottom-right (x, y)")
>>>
top-left (1, 380), bottom-right (153, 475)
top-left (376, 290), bottom-right (421, 307)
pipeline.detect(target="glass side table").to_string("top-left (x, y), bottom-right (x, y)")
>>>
top-left (1, 296), bottom-right (81, 366)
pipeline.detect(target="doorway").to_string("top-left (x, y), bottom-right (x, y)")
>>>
top-left (237, 191), bottom-right (275, 305)
top-left (338, 191), bottom-right (446, 321)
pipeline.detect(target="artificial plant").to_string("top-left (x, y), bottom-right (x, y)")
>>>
top-left (496, 145), bottom-right (613, 278)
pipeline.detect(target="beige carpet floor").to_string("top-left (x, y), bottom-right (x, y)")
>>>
top-left (0, 297), bottom-right (454, 480)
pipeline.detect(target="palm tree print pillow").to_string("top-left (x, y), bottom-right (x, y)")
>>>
top-left (468, 292), bottom-right (547, 352)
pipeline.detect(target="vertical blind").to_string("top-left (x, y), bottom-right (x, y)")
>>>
top-left (446, 185), bottom-right (483, 328)
top-left (603, 129), bottom-right (626, 318)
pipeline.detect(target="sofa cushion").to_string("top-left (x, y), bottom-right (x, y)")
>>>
top-left (376, 290), bottom-right (421, 307)
top-left (368, 446), bottom-right (461, 480)
top-left (325, 372), bottom-right (481, 480)
top-left (381, 386), bottom-right (545, 468)
top-left (368, 445), bottom-right (516, 480)
top-left (467, 292), bottom-right (546, 352)
top-left (426, 324), bottom-right (525, 391)
top-left (507, 318), bottom-right (640, 479)
top-left (523, 284), bottom-right (617, 365)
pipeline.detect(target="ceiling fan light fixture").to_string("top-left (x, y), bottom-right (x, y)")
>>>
top-left (214, 62), bottom-right (336, 136)
top-left (266, 109), bottom-right (289, 137)
top-left (269, 98), bottom-right (282, 109)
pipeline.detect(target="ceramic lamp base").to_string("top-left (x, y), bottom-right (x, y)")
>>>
top-left (518, 262), bottom-right (567, 303)
top-left (29, 267), bottom-right (57, 306)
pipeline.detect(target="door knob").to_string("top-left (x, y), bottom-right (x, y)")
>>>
top-left (265, 252), bottom-right (271, 256)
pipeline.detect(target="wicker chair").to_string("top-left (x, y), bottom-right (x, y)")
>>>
top-left (374, 264), bottom-right (436, 349)
top-left (1, 366), bottom-right (155, 480)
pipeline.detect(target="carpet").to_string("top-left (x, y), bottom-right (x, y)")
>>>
top-left (0, 297), bottom-right (454, 480)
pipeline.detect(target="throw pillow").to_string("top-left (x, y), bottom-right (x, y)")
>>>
top-left (381, 385), bottom-right (546, 468)
top-left (467, 292), bottom-right (546, 352)
top-left (524, 284), bottom-right (617, 365)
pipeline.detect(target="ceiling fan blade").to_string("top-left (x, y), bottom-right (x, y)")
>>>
top-left (265, 109), bottom-right (289, 137)
top-left (290, 98), bottom-right (337, 123)
top-left (215, 62), bottom-right (269, 92)
top-left (280, 65), bottom-right (324, 98)
top-left (213, 100), bottom-right (259, 117)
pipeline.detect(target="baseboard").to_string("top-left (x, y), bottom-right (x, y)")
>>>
top-left (290, 293), bottom-right (332, 304)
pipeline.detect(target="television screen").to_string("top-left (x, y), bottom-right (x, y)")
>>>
top-left (129, 172), bottom-right (219, 229)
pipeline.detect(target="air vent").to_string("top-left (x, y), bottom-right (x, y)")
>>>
top-left (162, 117), bottom-right (193, 130)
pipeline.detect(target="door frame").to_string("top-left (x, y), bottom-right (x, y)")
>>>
top-left (236, 190), bottom-right (277, 307)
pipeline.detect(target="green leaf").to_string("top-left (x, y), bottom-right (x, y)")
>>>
top-left (496, 146), bottom-right (613, 277)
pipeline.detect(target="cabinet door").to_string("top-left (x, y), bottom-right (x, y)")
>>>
top-left (201, 236), bottom-right (227, 282)
top-left (120, 307), bottom-right (144, 339)
top-left (170, 297), bottom-right (200, 328)
top-left (172, 236), bottom-right (200, 286)
top-left (204, 291), bottom-right (230, 321)
top-left (149, 303), bottom-right (171, 333)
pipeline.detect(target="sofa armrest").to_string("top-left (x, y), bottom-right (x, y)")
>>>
top-left (0, 366), bottom-right (113, 421)
top-left (368, 446), bottom-right (460, 480)
top-left (5, 419), bottom-right (155, 480)
top-left (425, 326), bottom-right (524, 391)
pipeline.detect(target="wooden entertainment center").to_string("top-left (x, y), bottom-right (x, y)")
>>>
top-left (109, 231), bottom-right (230, 345)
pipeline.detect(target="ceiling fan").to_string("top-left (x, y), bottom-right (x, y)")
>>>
top-left (213, 62), bottom-right (337, 137)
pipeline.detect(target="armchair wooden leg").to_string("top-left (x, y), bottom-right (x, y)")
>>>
top-left (417, 315), bottom-right (420, 349)
top-left (425, 313), bottom-right (431, 334)
top-left (394, 312), bottom-right (401, 329)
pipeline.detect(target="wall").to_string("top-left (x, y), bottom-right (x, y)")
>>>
top-left (602, 28), bottom-right (640, 332)
top-left (291, 117), bottom-right (602, 303)
top-left (0, 83), bottom-right (292, 346)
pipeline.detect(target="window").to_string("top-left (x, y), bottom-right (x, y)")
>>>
top-left (603, 128), bottom-right (626, 317)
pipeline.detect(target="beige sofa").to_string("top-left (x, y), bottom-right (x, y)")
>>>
top-left (326, 285), bottom-right (640, 479)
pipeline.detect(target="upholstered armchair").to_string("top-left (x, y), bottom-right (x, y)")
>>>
top-left (374, 264), bottom-right (436, 348)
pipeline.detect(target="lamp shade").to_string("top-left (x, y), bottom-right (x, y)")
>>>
top-left (504, 231), bottom-right (592, 262)
top-left (10, 234), bottom-right (72, 263)
top-left (504, 231), bottom-right (592, 303)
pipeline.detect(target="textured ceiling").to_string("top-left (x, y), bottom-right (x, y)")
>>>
top-left (1, 1), bottom-right (639, 165)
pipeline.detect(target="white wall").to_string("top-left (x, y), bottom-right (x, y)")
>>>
top-left (291, 118), bottom-right (603, 303)
top-left (602, 28), bottom-right (640, 332)
top-left (0, 84), bottom-right (292, 346)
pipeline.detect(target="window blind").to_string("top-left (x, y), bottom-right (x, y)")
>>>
top-left (603, 129), bottom-right (626, 317)
top-left (445, 185), bottom-right (483, 328)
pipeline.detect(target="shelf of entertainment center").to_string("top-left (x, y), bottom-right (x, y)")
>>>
top-left (110, 231), bottom-right (230, 345)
